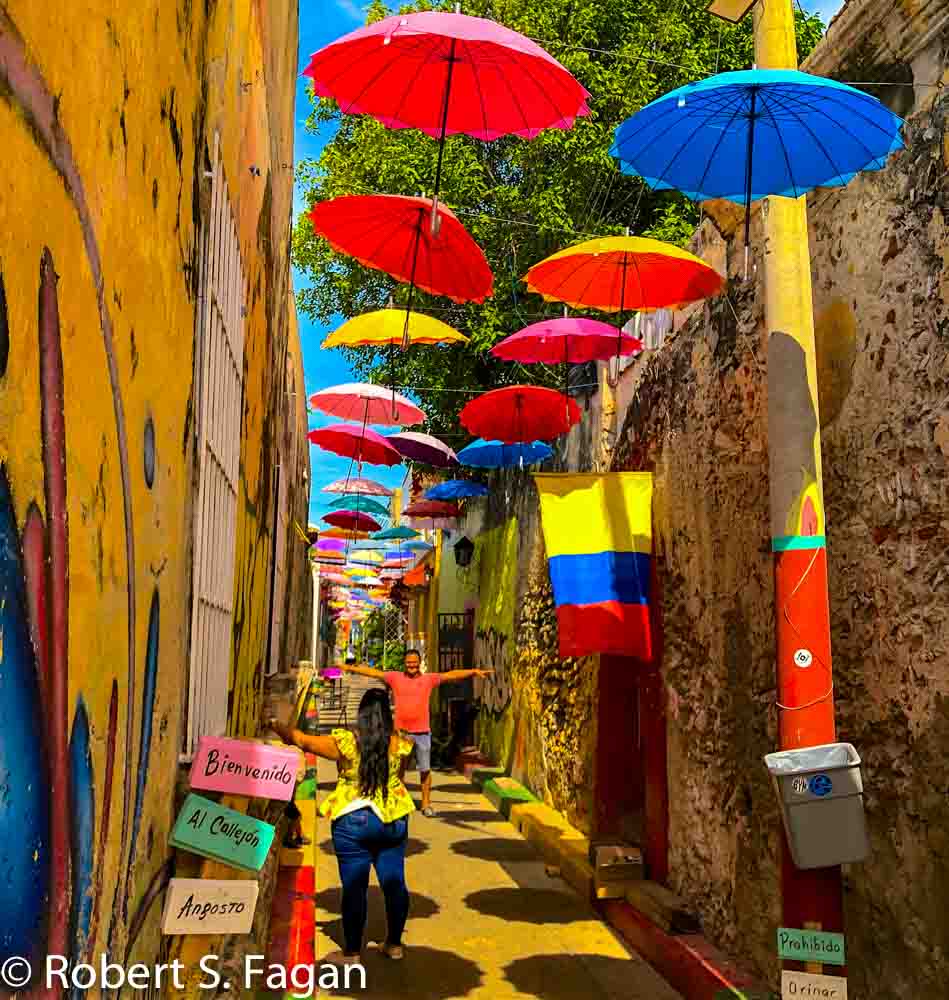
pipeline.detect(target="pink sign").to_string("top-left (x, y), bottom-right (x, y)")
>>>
top-left (190, 737), bottom-right (300, 801)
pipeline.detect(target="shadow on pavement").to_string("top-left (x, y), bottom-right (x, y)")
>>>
top-left (431, 809), bottom-right (508, 830)
top-left (320, 945), bottom-right (484, 999)
top-left (320, 836), bottom-right (430, 858)
top-left (450, 837), bottom-right (538, 863)
top-left (431, 782), bottom-right (483, 796)
top-left (316, 885), bottom-right (441, 950)
top-left (504, 953), bottom-right (657, 999)
top-left (463, 887), bottom-right (591, 925)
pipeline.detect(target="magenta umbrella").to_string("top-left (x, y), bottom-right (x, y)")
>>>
top-left (322, 510), bottom-right (382, 533)
top-left (308, 424), bottom-right (402, 467)
top-left (388, 431), bottom-right (458, 468)
top-left (303, 11), bottom-right (589, 219)
top-left (315, 538), bottom-right (347, 551)
top-left (322, 477), bottom-right (394, 497)
top-left (491, 318), bottom-right (643, 364)
top-left (309, 382), bottom-right (425, 427)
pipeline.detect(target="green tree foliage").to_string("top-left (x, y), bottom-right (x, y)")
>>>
top-left (293, 0), bottom-right (823, 437)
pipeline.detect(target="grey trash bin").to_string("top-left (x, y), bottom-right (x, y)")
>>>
top-left (764, 742), bottom-right (869, 870)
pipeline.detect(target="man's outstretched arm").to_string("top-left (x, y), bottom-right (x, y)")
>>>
top-left (342, 663), bottom-right (387, 681)
top-left (439, 668), bottom-right (493, 682)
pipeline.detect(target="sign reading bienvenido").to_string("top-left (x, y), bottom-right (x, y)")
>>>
top-left (190, 737), bottom-right (300, 802)
top-left (170, 794), bottom-right (275, 872)
top-left (778, 928), bottom-right (845, 966)
top-left (161, 878), bottom-right (259, 935)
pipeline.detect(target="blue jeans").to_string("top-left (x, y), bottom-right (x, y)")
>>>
top-left (331, 807), bottom-right (409, 953)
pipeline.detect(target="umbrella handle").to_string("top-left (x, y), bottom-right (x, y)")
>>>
top-left (430, 37), bottom-right (457, 234)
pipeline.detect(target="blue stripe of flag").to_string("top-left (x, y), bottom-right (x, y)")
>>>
top-left (547, 551), bottom-right (651, 607)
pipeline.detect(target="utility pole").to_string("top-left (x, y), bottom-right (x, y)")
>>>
top-left (754, 0), bottom-right (845, 973)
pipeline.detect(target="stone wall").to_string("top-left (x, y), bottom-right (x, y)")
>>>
top-left (609, 57), bottom-right (949, 1000)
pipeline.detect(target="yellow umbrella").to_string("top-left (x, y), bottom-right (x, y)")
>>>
top-left (322, 309), bottom-right (468, 348)
top-left (524, 235), bottom-right (723, 313)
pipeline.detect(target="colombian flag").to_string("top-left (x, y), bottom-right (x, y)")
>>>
top-left (534, 472), bottom-right (653, 661)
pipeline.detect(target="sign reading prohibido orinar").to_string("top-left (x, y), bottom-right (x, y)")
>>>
top-left (170, 794), bottom-right (275, 872)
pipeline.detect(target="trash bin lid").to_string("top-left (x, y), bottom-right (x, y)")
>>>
top-left (764, 742), bottom-right (860, 776)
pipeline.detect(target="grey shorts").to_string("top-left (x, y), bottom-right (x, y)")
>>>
top-left (405, 731), bottom-right (432, 772)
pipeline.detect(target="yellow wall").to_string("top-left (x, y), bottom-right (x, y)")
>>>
top-left (0, 0), bottom-right (302, 973)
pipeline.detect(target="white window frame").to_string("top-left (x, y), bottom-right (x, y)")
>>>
top-left (183, 135), bottom-right (245, 758)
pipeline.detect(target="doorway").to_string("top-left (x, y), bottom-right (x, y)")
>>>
top-left (593, 563), bottom-right (669, 882)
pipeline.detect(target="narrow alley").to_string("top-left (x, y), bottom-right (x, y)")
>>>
top-left (314, 760), bottom-right (683, 1000)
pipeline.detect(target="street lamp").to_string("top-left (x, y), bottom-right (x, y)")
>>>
top-left (706, 0), bottom-right (758, 24)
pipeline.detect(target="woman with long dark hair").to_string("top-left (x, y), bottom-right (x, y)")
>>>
top-left (268, 688), bottom-right (414, 961)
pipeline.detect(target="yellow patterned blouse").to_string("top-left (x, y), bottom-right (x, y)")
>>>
top-left (319, 728), bottom-right (416, 823)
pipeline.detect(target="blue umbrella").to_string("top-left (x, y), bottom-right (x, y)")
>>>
top-left (457, 438), bottom-right (553, 469)
top-left (372, 525), bottom-right (420, 541)
top-left (403, 540), bottom-right (433, 552)
top-left (610, 69), bottom-right (904, 270)
top-left (424, 480), bottom-right (490, 501)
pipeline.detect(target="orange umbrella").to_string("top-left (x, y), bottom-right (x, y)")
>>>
top-left (524, 236), bottom-right (723, 313)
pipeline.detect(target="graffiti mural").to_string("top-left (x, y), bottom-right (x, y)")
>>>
top-left (471, 520), bottom-right (518, 715)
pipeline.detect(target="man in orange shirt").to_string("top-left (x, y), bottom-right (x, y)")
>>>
top-left (343, 649), bottom-right (491, 817)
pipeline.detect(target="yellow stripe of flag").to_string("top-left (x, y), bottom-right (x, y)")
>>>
top-left (533, 473), bottom-right (653, 558)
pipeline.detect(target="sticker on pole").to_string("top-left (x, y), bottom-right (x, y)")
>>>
top-left (809, 774), bottom-right (833, 797)
top-left (793, 649), bottom-right (813, 668)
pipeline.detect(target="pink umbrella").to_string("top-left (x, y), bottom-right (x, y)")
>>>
top-left (308, 424), bottom-right (402, 467)
top-left (387, 431), bottom-right (458, 468)
top-left (303, 11), bottom-right (589, 219)
top-left (322, 510), bottom-right (382, 533)
top-left (322, 477), bottom-right (394, 497)
top-left (490, 318), bottom-right (643, 364)
top-left (309, 382), bottom-right (425, 427)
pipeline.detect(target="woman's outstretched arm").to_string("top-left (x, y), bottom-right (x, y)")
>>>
top-left (267, 718), bottom-right (341, 760)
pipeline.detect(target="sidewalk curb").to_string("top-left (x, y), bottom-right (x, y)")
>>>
top-left (455, 755), bottom-right (773, 1000)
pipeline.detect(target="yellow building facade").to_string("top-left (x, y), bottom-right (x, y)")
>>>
top-left (0, 0), bottom-right (307, 975)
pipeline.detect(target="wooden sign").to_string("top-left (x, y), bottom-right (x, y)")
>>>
top-left (191, 737), bottom-right (299, 801)
top-left (781, 971), bottom-right (847, 998)
top-left (778, 928), bottom-right (845, 965)
top-left (170, 794), bottom-right (275, 872)
top-left (161, 878), bottom-right (259, 935)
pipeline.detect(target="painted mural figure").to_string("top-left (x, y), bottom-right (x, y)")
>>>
top-left (342, 650), bottom-right (492, 817)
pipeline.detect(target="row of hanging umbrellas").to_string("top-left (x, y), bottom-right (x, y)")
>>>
top-left (302, 7), bottom-right (904, 624)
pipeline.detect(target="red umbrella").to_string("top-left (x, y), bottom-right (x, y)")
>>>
top-left (310, 196), bottom-right (493, 305)
top-left (402, 500), bottom-right (460, 519)
top-left (460, 385), bottom-right (580, 444)
top-left (322, 510), bottom-right (382, 533)
top-left (303, 11), bottom-right (589, 219)
top-left (308, 424), bottom-right (402, 467)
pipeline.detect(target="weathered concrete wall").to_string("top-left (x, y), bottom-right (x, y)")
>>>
top-left (0, 0), bottom-right (304, 977)
top-left (462, 431), bottom-right (602, 834)
top-left (608, 37), bottom-right (949, 1000)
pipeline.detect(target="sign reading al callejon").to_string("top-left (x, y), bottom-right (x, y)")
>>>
top-left (190, 737), bottom-right (300, 801)
top-left (170, 794), bottom-right (275, 871)
top-left (161, 878), bottom-right (259, 935)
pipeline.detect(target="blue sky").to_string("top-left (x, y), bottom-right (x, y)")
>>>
top-left (294, 0), bottom-right (845, 524)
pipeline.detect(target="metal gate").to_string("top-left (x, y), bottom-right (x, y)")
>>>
top-left (438, 611), bottom-right (474, 672)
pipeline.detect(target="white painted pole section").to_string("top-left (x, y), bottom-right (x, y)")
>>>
top-left (310, 563), bottom-right (321, 669)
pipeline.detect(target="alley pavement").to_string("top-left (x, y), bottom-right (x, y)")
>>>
top-left (314, 759), bottom-right (683, 1000)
